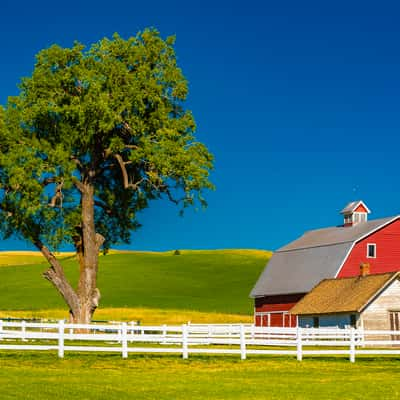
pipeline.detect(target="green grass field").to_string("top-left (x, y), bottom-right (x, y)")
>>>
top-left (0, 249), bottom-right (270, 322)
top-left (0, 353), bottom-right (399, 400)
top-left (1, 250), bottom-right (400, 399)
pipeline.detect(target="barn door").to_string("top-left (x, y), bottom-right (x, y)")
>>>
top-left (389, 311), bottom-right (400, 341)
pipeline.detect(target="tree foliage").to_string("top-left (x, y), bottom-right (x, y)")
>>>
top-left (0, 29), bottom-right (214, 321)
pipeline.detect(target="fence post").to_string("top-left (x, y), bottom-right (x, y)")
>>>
top-left (240, 324), bottom-right (247, 360)
top-left (130, 321), bottom-right (135, 343)
top-left (0, 319), bottom-right (3, 341)
top-left (162, 324), bottom-right (167, 344)
top-left (349, 327), bottom-right (356, 363)
top-left (118, 327), bottom-right (122, 344)
top-left (21, 320), bottom-right (26, 342)
top-left (296, 327), bottom-right (303, 361)
top-left (121, 322), bottom-right (128, 359)
top-left (58, 320), bottom-right (64, 358)
top-left (69, 318), bottom-right (73, 335)
top-left (182, 324), bottom-right (188, 359)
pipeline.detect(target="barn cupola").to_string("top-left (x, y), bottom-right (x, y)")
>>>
top-left (340, 200), bottom-right (371, 227)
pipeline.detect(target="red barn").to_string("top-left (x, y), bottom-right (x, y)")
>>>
top-left (250, 201), bottom-right (400, 327)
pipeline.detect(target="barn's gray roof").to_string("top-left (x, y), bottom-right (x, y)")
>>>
top-left (280, 216), bottom-right (394, 251)
top-left (250, 216), bottom-right (399, 298)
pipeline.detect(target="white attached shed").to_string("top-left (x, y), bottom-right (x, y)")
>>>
top-left (290, 272), bottom-right (400, 330)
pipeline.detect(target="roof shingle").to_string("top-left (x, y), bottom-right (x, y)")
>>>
top-left (290, 272), bottom-right (398, 315)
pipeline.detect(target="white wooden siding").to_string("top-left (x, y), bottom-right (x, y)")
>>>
top-left (361, 279), bottom-right (400, 330)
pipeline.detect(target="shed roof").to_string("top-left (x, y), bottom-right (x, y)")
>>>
top-left (290, 272), bottom-right (399, 315)
top-left (250, 216), bottom-right (399, 298)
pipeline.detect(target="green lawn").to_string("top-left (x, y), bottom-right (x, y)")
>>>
top-left (0, 250), bottom-right (271, 315)
top-left (0, 353), bottom-right (399, 399)
top-left (1, 251), bottom-right (399, 399)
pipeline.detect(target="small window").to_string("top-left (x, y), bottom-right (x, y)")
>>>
top-left (367, 243), bottom-right (376, 258)
top-left (313, 317), bottom-right (319, 328)
top-left (350, 314), bottom-right (357, 327)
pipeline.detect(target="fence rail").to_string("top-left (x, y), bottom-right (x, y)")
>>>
top-left (1, 320), bottom-right (400, 362)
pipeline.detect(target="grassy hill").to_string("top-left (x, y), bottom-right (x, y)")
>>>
top-left (0, 250), bottom-right (271, 322)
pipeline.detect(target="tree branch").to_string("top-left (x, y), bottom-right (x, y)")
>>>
top-left (114, 154), bottom-right (140, 189)
top-left (70, 156), bottom-right (83, 170)
top-left (34, 239), bottom-right (79, 314)
top-left (164, 187), bottom-right (179, 205)
top-left (95, 233), bottom-right (105, 249)
top-left (150, 183), bottom-right (185, 205)
top-left (40, 177), bottom-right (57, 187)
top-left (48, 178), bottom-right (64, 208)
top-left (71, 176), bottom-right (85, 192)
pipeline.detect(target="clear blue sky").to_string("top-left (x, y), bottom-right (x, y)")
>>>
top-left (1, 0), bottom-right (400, 251)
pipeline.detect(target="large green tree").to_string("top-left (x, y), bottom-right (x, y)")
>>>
top-left (0, 29), bottom-right (213, 323)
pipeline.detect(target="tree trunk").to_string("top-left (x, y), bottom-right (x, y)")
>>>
top-left (39, 182), bottom-right (104, 324)
top-left (73, 183), bottom-right (104, 323)
top-left (38, 241), bottom-right (80, 316)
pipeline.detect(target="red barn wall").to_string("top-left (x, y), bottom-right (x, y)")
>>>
top-left (338, 218), bottom-right (400, 278)
top-left (254, 294), bottom-right (305, 327)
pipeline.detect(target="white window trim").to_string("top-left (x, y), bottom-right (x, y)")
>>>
top-left (367, 243), bottom-right (376, 258)
top-left (353, 212), bottom-right (367, 223)
top-left (255, 311), bottom-right (290, 327)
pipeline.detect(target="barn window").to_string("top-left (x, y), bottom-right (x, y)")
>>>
top-left (350, 314), bottom-right (357, 327)
top-left (367, 243), bottom-right (376, 258)
top-left (313, 317), bottom-right (319, 328)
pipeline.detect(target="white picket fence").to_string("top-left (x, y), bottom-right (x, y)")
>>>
top-left (1, 320), bottom-right (400, 362)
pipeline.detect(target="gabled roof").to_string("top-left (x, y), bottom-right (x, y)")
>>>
top-left (340, 200), bottom-right (371, 214)
top-left (280, 216), bottom-right (394, 251)
top-left (291, 272), bottom-right (399, 315)
top-left (250, 216), bottom-right (399, 298)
